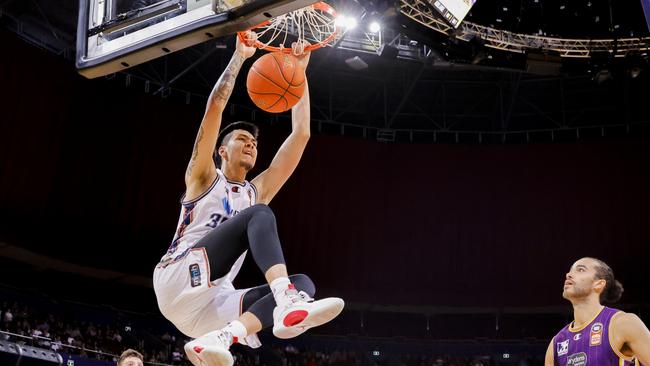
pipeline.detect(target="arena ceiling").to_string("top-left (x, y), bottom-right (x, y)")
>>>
top-left (1, 0), bottom-right (649, 140)
top-left (465, 0), bottom-right (647, 38)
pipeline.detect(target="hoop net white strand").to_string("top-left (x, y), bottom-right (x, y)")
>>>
top-left (242, 2), bottom-right (339, 55)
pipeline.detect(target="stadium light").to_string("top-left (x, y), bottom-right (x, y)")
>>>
top-left (346, 17), bottom-right (358, 29)
top-left (335, 15), bottom-right (347, 27)
top-left (369, 22), bottom-right (381, 33)
top-left (335, 15), bottom-right (358, 29)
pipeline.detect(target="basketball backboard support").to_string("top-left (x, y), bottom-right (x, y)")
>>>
top-left (76, 0), bottom-right (318, 78)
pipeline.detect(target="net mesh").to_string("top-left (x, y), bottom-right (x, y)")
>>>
top-left (240, 2), bottom-right (339, 54)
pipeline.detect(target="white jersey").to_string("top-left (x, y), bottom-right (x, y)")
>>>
top-left (153, 169), bottom-right (259, 339)
top-left (158, 169), bottom-right (257, 276)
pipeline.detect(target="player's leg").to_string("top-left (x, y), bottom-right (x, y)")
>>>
top-left (237, 273), bottom-right (344, 339)
top-left (184, 274), bottom-right (313, 366)
top-left (194, 204), bottom-right (286, 282)
top-left (180, 204), bottom-right (277, 366)
top-left (194, 204), bottom-right (343, 340)
top-left (242, 273), bottom-right (316, 330)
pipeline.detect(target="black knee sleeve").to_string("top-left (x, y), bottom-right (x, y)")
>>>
top-left (246, 204), bottom-right (286, 273)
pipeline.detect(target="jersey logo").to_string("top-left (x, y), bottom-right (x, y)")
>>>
top-left (566, 352), bottom-right (587, 366)
top-left (573, 333), bottom-right (581, 341)
top-left (189, 263), bottom-right (202, 287)
top-left (590, 322), bottom-right (603, 346)
top-left (557, 340), bottom-right (569, 356)
top-left (591, 323), bottom-right (603, 333)
top-left (222, 195), bottom-right (233, 216)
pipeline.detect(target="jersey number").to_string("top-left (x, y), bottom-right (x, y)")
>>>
top-left (206, 213), bottom-right (228, 228)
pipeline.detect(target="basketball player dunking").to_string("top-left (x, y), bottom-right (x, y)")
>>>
top-left (545, 257), bottom-right (650, 366)
top-left (153, 34), bottom-right (344, 366)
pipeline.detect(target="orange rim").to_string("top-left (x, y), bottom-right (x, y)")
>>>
top-left (237, 2), bottom-right (339, 54)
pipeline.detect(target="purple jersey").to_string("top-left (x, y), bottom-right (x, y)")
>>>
top-left (553, 307), bottom-right (641, 366)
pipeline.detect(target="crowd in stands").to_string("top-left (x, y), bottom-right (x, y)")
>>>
top-left (1, 301), bottom-right (160, 362)
top-left (0, 301), bottom-right (543, 366)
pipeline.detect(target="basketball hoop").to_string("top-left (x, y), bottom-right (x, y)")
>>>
top-left (237, 2), bottom-right (340, 55)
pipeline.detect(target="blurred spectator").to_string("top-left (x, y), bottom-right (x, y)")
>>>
top-left (172, 348), bottom-right (183, 364)
top-left (3, 308), bottom-right (13, 323)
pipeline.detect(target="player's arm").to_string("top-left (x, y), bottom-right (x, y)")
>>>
top-left (615, 313), bottom-right (650, 365)
top-left (544, 338), bottom-right (554, 366)
top-left (185, 35), bottom-right (255, 198)
top-left (252, 53), bottom-right (311, 204)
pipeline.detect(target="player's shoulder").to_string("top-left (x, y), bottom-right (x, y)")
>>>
top-left (186, 167), bottom-right (218, 193)
top-left (611, 309), bottom-right (634, 320)
top-left (612, 311), bottom-right (642, 324)
top-left (547, 335), bottom-right (556, 347)
top-left (610, 311), bottom-right (645, 334)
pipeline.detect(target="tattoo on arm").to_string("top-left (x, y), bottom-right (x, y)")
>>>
top-left (211, 53), bottom-right (245, 106)
top-left (186, 53), bottom-right (244, 180)
top-left (186, 126), bottom-right (205, 177)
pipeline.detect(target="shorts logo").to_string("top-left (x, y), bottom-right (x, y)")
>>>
top-left (590, 322), bottom-right (603, 346)
top-left (189, 263), bottom-right (202, 287)
top-left (567, 352), bottom-right (587, 366)
top-left (557, 340), bottom-right (569, 356)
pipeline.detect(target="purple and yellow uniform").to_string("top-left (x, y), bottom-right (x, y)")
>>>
top-left (553, 307), bottom-right (641, 366)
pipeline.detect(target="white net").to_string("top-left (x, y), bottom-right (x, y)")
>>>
top-left (241, 2), bottom-right (339, 55)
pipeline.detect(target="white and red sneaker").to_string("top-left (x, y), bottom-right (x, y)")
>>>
top-left (238, 333), bottom-right (261, 349)
top-left (272, 285), bottom-right (345, 339)
top-left (184, 329), bottom-right (235, 366)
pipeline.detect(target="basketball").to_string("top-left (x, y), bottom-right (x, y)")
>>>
top-left (247, 52), bottom-right (306, 113)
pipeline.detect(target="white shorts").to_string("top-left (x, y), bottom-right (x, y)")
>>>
top-left (153, 247), bottom-right (249, 338)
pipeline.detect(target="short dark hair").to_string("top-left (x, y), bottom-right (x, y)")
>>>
top-left (117, 349), bottom-right (143, 366)
top-left (588, 258), bottom-right (624, 304)
top-left (213, 121), bottom-right (259, 168)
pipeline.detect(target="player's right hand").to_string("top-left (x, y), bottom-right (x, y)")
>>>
top-left (237, 31), bottom-right (257, 59)
top-left (291, 40), bottom-right (311, 69)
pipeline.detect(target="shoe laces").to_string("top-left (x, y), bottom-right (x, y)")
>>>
top-left (212, 329), bottom-right (234, 347)
top-left (285, 288), bottom-right (314, 304)
top-left (298, 290), bottom-right (313, 302)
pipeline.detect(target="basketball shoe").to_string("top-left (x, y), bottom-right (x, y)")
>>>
top-left (272, 284), bottom-right (345, 339)
top-left (184, 329), bottom-right (234, 366)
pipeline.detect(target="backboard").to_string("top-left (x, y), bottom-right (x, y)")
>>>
top-left (429, 0), bottom-right (477, 28)
top-left (76, 0), bottom-right (318, 78)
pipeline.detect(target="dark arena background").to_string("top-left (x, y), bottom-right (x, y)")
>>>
top-left (1, 0), bottom-right (650, 365)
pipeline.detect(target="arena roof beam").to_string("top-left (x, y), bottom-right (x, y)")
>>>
top-left (399, 0), bottom-right (650, 58)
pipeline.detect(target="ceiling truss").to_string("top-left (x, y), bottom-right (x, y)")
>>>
top-left (399, 0), bottom-right (650, 58)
